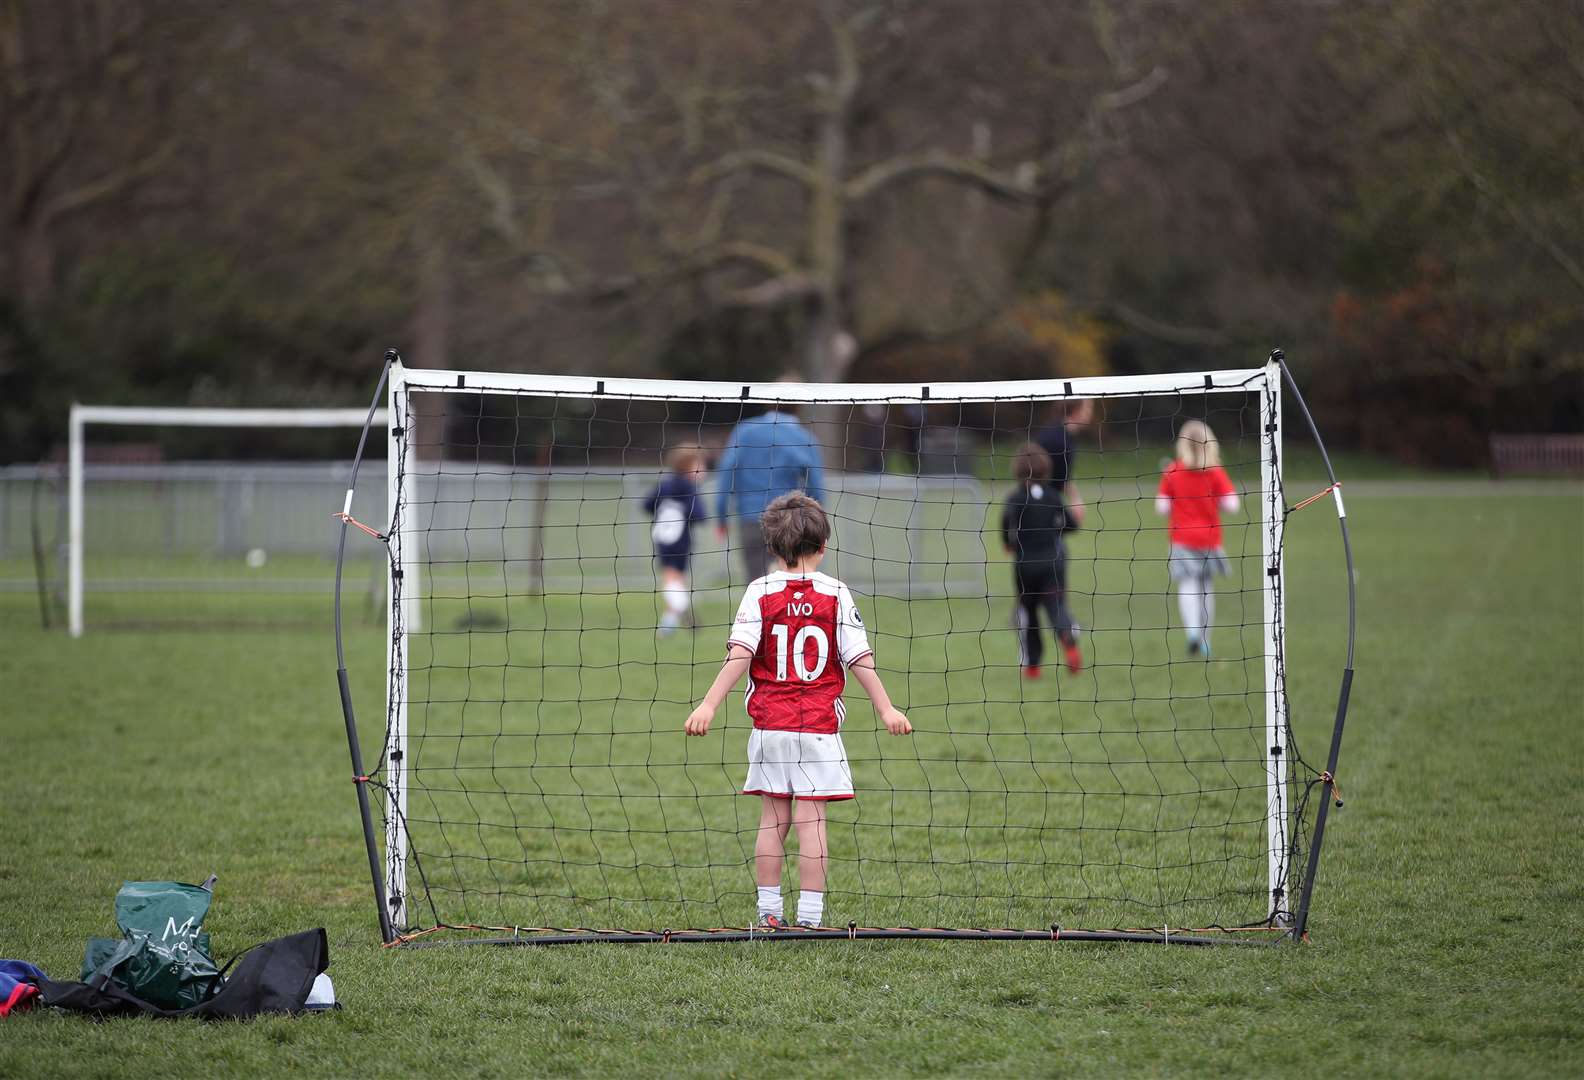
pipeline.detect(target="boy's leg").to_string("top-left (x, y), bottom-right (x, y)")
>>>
top-left (1176, 577), bottom-right (1202, 641)
top-left (1017, 577), bottom-right (1045, 670)
top-left (659, 566), bottom-right (689, 631)
top-left (1048, 553), bottom-right (1079, 646)
top-left (1199, 573), bottom-right (1216, 651)
top-left (1043, 586), bottom-right (1082, 673)
top-left (737, 521), bottom-right (770, 582)
top-left (1048, 591), bottom-right (1077, 645)
top-left (792, 799), bottom-right (829, 926)
top-left (755, 796), bottom-right (793, 920)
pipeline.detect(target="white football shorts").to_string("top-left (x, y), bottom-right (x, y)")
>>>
top-left (742, 729), bottom-right (854, 801)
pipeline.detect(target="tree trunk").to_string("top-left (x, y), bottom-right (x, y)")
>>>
top-left (18, 220), bottom-right (57, 314)
top-left (406, 217), bottom-right (453, 462)
top-left (802, 5), bottom-right (860, 469)
top-left (411, 218), bottom-right (452, 370)
top-left (804, 0), bottom-right (858, 386)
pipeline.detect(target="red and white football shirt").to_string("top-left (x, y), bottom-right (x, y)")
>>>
top-left (727, 570), bottom-right (873, 734)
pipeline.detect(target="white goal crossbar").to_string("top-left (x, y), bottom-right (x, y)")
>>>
top-left (68, 404), bottom-right (387, 637)
top-left (392, 365), bottom-right (1271, 404)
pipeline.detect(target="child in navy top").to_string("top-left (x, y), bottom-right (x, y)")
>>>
top-left (644, 444), bottom-right (707, 634)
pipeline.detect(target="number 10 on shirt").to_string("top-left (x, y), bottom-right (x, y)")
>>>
top-left (769, 622), bottom-right (830, 682)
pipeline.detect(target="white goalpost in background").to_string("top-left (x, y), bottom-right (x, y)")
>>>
top-left (67, 404), bottom-right (387, 637)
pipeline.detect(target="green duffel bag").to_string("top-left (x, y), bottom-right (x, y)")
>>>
top-left (81, 878), bottom-right (224, 1011)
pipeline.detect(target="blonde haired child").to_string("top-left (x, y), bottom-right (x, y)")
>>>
top-left (1155, 420), bottom-right (1240, 657)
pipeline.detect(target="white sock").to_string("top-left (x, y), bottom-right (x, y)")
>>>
top-left (797, 890), bottom-right (824, 927)
top-left (1200, 578), bottom-right (1215, 641)
top-left (1177, 582), bottom-right (1202, 639)
top-left (663, 582), bottom-right (689, 616)
top-left (756, 885), bottom-right (782, 919)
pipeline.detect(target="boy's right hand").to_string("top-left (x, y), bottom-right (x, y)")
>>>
top-left (685, 703), bottom-right (715, 736)
top-left (881, 707), bottom-right (912, 736)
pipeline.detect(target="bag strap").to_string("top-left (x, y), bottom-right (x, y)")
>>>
top-left (213, 930), bottom-right (294, 980)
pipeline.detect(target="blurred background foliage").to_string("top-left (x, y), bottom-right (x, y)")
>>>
top-left (1, 0), bottom-right (1579, 463)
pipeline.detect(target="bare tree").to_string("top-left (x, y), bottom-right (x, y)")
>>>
top-left (0, 1), bottom-right (202, 313)
top-left (449, 0), bottom-right (1172, 381)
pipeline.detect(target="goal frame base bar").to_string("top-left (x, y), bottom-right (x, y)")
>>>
top-left (390, 924), bottom-right (1291, 948)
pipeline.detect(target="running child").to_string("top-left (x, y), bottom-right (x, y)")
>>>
top-left (1001, 442), bottom-right (1083, 678)
top-left (1156, 419), bottom-right (1240, 657)
top-left (643, 444), bottom-right (707, 635)
top-left (684, 492), bottom-right (911, 929)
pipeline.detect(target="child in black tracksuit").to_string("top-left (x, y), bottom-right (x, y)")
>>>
top-left (1001, 441), bottom-right (1083, 677)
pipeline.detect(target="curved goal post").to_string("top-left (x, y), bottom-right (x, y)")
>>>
top-left (335, 353), bottom-right (1354, 946)
top-left (66, 405), bottom-right (388, 637)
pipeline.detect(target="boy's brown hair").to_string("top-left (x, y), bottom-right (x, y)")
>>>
top-left (665, 443), bottom-right (705, 474)
top-left (760, 491), bottom-right (830, 566)
top-left (1012, 441), bottom-right (1053, 483)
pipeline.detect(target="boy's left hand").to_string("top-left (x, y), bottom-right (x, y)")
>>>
top-left (881, 707), bottom-right (912, 735)
top-left (685, 703), bottom-right (715, 736)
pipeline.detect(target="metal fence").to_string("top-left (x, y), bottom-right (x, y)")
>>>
top-left (403, 465), bottom-right (990, 599)
top-left (1, 461), bottom-right (386, 598)
top-left (2, 462), bottom-right (989, 608)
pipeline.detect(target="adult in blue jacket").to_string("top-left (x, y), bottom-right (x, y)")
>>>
top-left (713, 403), bottom-right (826, 581)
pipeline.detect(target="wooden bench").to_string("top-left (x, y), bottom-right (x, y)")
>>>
top-left (1490, 434), bottom-right (1584, 477)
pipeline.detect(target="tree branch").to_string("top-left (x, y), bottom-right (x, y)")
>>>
top-left (459, 141), bottom-right (522, 246)
top-left (722, 271), bottom-right (819, 307)
top-left (682, 239), bottom-right (805, 280)
top-left (37, 135), bottom-right (175, 225)
top-left (1106, 301), bottom-right (1232, 347)
top-left (687, 148), bottom-right (819, 190)
top-left (845, 151), bottom-right (1045, 203)
top-left (533, 240), bottom-right (813, 308)
top-left (1442, 125), bottom-right (1584, 299)
top-left (815, 0), bottom-right (866, 113)
top-left (1092, 64), bottom-right (1169, 115)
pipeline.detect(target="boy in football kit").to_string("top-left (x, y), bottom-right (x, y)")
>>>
top-left (684, 492), bottom-right (912, 929)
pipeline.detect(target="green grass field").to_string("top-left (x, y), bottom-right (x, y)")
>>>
top-left (388, 474), bottom-right (1283, 938)
top-left (1, 479), bottom-right (1581, 1076)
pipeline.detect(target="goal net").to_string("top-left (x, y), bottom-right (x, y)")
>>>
top-left (64, 406), bottom-right (387, 636)
top-left (350, 360), bottom-right (1332, 944)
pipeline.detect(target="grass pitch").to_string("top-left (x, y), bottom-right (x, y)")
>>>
top-left (392, 477), bottom-right (1281, 937)
top-left (1, 480), bottom-right (1580, 1077)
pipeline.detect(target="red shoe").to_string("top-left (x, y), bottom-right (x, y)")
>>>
top-left (1022, 665), bottom-right (1042, 680)
top-left (1064, 643), bottom-right (1083, 674)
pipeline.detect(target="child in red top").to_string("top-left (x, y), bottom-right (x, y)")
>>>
top-left (685, 492), bottom-right (911, 930)
top-left (1156, 420), bottom-right (1240, 657)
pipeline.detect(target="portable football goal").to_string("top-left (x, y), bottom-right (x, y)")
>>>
top-left (335, 349), bottom-right (1354, 946)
